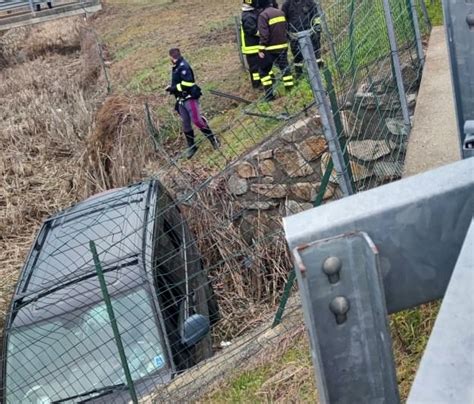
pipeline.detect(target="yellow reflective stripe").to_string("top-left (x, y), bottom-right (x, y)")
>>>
top-left (177, 83), bottom-right (182, 91)
top-left (252, 73), bottom-right (260, 79)
top-left (241, 27), bottom-right (260, 54)
top-left (269, 16), bottom-right (286, 25)
top-left (243, 46), bottom-right (261, 54)
top-left (313, 16), bottom-right (322, 25)
top-left (181, 81), bottom-right (195, 87)
top-left (265, 43), bottom-right (288, 51)
top-left (283, 76), bottom-right (294, 81)
top-left (261, 75), bottom-right (272, 85)
top-left (284, 81), bottom-right (294, 87)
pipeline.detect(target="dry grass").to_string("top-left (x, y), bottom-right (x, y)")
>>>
top-left (182, 175), bottom-right (292, 341)
top-left (0, 20), bottom-right (91, 327)
top-left (82, 95), bottom-right (157, 193)
top-left (203, 302), bottom-right (439, 403)
top-left (202, 325), bottom-right (317, 403)
top-left (0, 18), bottom-right (159, 330)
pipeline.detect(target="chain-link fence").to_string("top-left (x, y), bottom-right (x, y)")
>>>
top-left (1, 1), bottom-right (433, 402)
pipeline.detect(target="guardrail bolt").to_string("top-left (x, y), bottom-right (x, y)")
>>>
top-left (330, 296), bottom-right (350, 324)
top-left (322, 256), bottom-right (342, 284)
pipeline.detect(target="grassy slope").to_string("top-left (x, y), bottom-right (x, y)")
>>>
top-left (425, 0), bottom-right (443, 26)
top-left (90, 0), bottom-right (444, 402)
top-left (94, 0), bottom-right (316, 172)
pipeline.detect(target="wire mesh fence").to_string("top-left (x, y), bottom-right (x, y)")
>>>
top-left (0, 0), bottom-right (434, 402)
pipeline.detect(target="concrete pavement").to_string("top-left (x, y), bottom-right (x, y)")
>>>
top-left (403, 27), bottom-right (460, 177)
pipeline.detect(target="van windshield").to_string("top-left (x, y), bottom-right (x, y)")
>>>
top-left (6, 288), bottom-right (167, 403)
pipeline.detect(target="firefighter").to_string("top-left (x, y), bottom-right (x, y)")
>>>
top-left (257, 0), bottom-right (294, 101)
top-left (241, 0), bottom-right (261, 88)
top-left (165, 48), bottom-right (220, 159)
top-left (282, 0), bottom-right (322, 78)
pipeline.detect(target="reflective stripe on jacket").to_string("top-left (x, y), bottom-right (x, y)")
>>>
top-left (241, 9), bottom-right (260, 55)
top-left (258, 6), bottom-right (288, 53)
top-left (170, 58), bottom-right (201, 100)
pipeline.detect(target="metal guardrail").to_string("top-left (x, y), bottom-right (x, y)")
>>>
top-left (283, 157), bottom-right (474, 403)
top-left (0, 0), bottom-right (101, 30)
top-left (0, 1), bottom-right (28, 13)
top-left (443, 0), bottom-right (474, 158)
top-left (0, 0), bottom-right (51, 13)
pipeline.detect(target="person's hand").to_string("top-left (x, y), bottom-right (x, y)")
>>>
top-left (258, 52), bottom-right (265, 59)
top-left (165, 86), bottom-right (172, 93)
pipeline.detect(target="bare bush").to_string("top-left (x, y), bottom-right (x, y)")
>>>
top-left (174, 173), bottom-right (292, 341)
top-left (81, 95), bottom-right (157, 194)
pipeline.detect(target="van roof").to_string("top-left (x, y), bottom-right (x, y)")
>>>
top-left (17, 181), bottom-right (155, 297)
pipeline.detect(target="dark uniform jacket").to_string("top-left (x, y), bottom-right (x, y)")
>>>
top-left (258, 7), bottom-right (288, 53)
top-left (241, 9), bottom-right (260, 55)
top-left (282, 0), bottom-right (320, 32)
top-left (169, 57), bottom-right (202, 101)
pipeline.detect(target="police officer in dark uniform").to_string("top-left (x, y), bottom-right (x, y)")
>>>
top-left (282, 0), bottom-right (322, 78)
top-left (165, 48), bottom-right (220, 159)
top-left (257, 0), bottom-right (294, 101)
top-left (241, 0), bottom-right (261, 88)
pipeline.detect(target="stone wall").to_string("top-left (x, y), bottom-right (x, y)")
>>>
top-left (225, 63), bottom-right (420, 241)
top-left (226, 115), bottom-right (338, 243)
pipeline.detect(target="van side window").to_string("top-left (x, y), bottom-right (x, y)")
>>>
top-left (153, 186), bottom-right (191, 369)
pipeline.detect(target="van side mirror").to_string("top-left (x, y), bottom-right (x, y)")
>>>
top-left (181, 314), bottom-right (210, 347)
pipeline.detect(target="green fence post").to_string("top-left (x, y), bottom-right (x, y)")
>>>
top-left (90, 241), bottom-right (139, 404)
top-left (272, 269), bottom-right (296, 328)
top-left (272, 155), bottom-right (336, 328)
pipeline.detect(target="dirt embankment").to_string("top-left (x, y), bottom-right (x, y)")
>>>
top-left (0, 18), bottom-right (157, 326)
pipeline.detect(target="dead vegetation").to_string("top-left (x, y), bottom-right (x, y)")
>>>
top-left (82, 95), bottom-right (156, 193)
top-left (0, 18), bottom-right (159, 329)
top-left (182, 175), bottom-right (292, 341)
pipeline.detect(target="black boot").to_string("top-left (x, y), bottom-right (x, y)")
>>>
top-left (201, 128), bottom-right (221, 150)
top-left (184, 130), bottom-right (198, 159)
